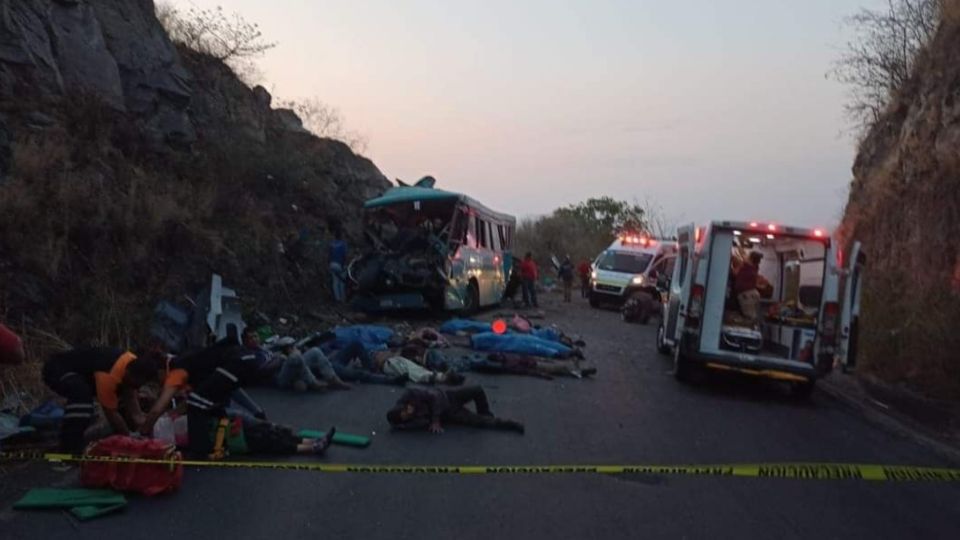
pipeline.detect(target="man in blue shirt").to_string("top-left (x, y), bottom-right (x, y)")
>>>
top-left (329, 230), bottom-right (348, 303)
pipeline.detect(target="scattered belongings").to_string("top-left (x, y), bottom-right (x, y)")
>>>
top-left (81, 436), bottom-right (183, 496)
top-left (14, 488), bottom-right (127, 521)
top-left (298, 429), bottom-right (371, 448)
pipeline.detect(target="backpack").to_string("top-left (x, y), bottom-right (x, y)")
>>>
top-left (80, 435), bottom-right (183, 496)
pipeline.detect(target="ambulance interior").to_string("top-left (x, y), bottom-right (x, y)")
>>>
top-left (716, 231), bottom-right (827, 362)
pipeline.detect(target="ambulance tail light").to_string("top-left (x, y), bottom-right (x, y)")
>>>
top-left (821, 302), bottom-right (839, 345)
top-left (687, 284), bottom-right (705, 324)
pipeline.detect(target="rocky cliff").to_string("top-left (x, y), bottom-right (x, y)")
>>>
top-left (841, 1), bottom-right (960, 398)
top-left (0, 0), bottom-right (389, 344)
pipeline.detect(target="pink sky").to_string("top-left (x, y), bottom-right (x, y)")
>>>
top-left (168, 0), bottom-right (876, 229)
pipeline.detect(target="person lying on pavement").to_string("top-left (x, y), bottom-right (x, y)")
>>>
top-left (376, 345), bottom-right (465, 385)
top-left (386, 386), bottom-right (524, 434)
top-left (240, 328), bottom-right (351, 392)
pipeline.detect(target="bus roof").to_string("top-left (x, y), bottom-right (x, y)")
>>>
top-left (364, 186), bottom-right (516, 225)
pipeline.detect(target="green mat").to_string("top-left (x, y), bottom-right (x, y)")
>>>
top-left (298, 430), bottom-right (371, 448)
top-left (13, 488), bottom-right (127, 521)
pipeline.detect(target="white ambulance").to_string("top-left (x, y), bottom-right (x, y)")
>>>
top-left (657, 221), bottom-right (864, 397)
top-left (589, 235), bottom-right (677, 323)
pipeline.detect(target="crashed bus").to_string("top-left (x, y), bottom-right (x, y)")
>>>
top-left (348, 177), bottom-right (516, 313)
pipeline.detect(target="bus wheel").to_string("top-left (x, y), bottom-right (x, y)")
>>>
top-left (462, 281), bottom-right (479, 315)
top-left (588, 292), bottom-right (600, 308)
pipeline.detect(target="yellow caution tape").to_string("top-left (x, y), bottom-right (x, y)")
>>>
top-left (2, 452), bottom-right (959, 482)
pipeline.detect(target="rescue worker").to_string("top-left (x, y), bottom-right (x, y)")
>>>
top-left (42, 347), bottom-right (160, 453)
top-left (139, 337), bottom-right (269, 439)
top-left (0, 323), bottom-right (25, 365)
top-left (519, 252), bottom-right (539, 308)
top-left (558, 255), bottom-right (575, 303)
top-left (386, 386), bottom-right (524, 434)
top-left (735, 251), bottom-right (764, 323)
top-left (141, 334), bottom-right (262, 457)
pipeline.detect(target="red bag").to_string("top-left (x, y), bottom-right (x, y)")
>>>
top-left (80, 435), bottom-right (184, 495)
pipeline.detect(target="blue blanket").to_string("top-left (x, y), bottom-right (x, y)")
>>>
top-left (439, 319), bottom-right (493, 335)
top-left (327, 325), bottom-right (394, 352)
top-left (469, 332), bottom-right (572, 358)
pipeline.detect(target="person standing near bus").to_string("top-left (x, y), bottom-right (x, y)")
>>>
top-left (577, 259), bottom-right (592, 299)
top-left (329, 229), bottom-right (348, 303)
top-left (520, 252), bottom-right (539, 308)
top-left (558, 256), bottom-right (575, 303)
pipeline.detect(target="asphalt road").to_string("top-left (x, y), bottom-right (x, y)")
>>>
top-left (3, 293), bottom-right (960, 539)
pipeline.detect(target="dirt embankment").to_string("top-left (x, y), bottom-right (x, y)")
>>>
top-left (841, 1), bottom-right (960, 399)
top-left (0, 1), bottom-right (389, 362)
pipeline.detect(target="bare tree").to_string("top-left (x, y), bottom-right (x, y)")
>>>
top-left (278, 98), bottom-right (369, 153)
top-left (831, 0), bottom-right (941, 130)
top-left (156, 3), bottom-right (276, 62)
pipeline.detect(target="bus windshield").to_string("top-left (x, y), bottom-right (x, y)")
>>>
top-left (596, 250), bottom-right (653, 274)
top-left (364, 199), bottom-right (457, 251)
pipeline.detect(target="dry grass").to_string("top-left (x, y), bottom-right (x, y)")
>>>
top-left (842, 7), bottom-right (960, 399)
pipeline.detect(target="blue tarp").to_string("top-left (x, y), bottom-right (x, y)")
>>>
top-left (440, 319), bottom-right (565, 343)
top-left (327, 325), bottom-right (394, 352)
top-left (439, 319), bottom-right (493, 335)
top-left (532, 327), bottom-right (562, 342)
top-left (470, 332), bottom-right (572, 358)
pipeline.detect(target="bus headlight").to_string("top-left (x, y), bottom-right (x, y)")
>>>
top-left (590, 271), bottom-right (597, 280)
top-left (631, 276), bottom-right (645, 285)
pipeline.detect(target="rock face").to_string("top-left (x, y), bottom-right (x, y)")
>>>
top-left (0, 0), bottom-right (187, 142)
top-left (0, 0), bottom-right (390, 342)
top-left (841, 4), bottom-right (960, 398)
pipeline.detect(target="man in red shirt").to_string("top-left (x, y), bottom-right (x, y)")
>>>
top-left (519, 252), bottom-right (539, 308)
top-left (577, 259), bottom-right (592, 298)
top-left (735, 252), bottom-right (763, 322)
top-left (0, 324), bottom-right (25, 365)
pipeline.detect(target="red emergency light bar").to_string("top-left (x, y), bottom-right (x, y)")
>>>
top-left (620, 235), bottom-right (655, 247)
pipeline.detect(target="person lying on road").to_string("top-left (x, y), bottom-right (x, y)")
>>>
top-left (376, 345), bottom-right (465, 385)
top-left (241, 329), bottom-right (351, 392)
top-left (386, 386), bottom-right (524, 434)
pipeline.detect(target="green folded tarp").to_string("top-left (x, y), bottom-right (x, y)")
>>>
top-left (13, 488), bottom-right (127, 521)
top-left (298, 430), bottom-right (371, 448)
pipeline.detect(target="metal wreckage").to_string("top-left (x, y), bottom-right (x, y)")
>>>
top-left (348, 177), bottom-right (516, 313)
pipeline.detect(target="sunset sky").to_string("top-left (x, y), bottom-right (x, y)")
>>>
top-left (169, 0), bottom-right (879, 229)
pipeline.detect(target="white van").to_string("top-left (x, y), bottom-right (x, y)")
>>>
top-left (657, 221), bottom-right (864, 397)
top-left (589, 236), bottom-right (677, 323)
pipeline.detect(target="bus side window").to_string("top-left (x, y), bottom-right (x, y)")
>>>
top-left (465, 215), bottom-right (478, 248)
top-left (478, 219), bottom-right (488, 248)
top-left (490, 224), bottom-right (501, 251)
